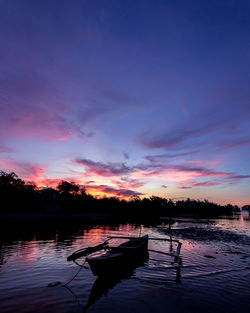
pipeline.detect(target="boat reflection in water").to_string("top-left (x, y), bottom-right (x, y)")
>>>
top-left (83, 251), bottom-right (149, 312)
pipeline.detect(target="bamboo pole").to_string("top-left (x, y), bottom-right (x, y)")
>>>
top-left (148, 249), bottom-right (176, 257)
top-left (107, 236), bottom-right (180, 243)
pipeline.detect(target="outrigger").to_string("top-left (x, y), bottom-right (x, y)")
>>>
top-left (67, 234), bottom-right (182, 281)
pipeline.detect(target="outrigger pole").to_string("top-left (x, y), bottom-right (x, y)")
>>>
top-left (67, 236), bottom-right (182, 266)
top-left (107, 236), bottom-right (180, 243)
top-left (107, 235), bottom-right (182, 282)
top-left (67, 241), bottom-right (109, 261)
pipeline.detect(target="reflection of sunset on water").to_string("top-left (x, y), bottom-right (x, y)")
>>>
top-left (1, 215), bottom-right (250, 313)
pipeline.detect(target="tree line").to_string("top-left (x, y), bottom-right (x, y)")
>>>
top-left (0, 171), bottom-right (240, 217)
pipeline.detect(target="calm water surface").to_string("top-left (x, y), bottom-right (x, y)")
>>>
top-left (0, 213), bottom-right (249, 313)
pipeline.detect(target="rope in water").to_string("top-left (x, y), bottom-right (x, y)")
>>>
top-left (49, 240), bottom-right (111, 287)
top-left (48, 259), bottom-right (88, 287)
top-left (63, 266), bottom-right (82, 286)
top-left (63, 259), bottom-right (88, 286)
top-left (63, 266), bottom-right (83, 286)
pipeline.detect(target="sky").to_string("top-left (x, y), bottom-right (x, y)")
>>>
top-left (0, 0), bottom-right (250, 205)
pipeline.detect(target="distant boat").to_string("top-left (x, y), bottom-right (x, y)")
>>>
top-left (86, 235), bottom-right (149, 276)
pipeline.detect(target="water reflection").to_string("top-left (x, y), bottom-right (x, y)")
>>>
top-left (0, 214), bottom-right (249, 313)
top-left (83, 254), bottom-right (149, 312)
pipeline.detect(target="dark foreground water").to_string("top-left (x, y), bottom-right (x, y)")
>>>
top-left (0, 212), bottom-right (249, 313)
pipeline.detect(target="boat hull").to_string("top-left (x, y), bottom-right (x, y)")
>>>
top-left (87, 235), bottom-right (148, 276)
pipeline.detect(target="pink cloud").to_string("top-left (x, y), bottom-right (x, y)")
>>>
top-left (110, 177), bottom-right (145, 189)
top-left (0, 73), bottom-right (76, 142)
top-left (9, 109), bottom-right (74, 142)
top-left (177, 179), bottom-right (220, 189)
top-left (82, 183), bottom-right (144, 198)
top-left (37, 178), bottom-right (62, 188)
top-left (192, 181), bottom-right (219, 187)
top-left (134, 158), bottom-right (250, 189)
top-left (72, 157), bottom-right (250, 194)
top-left (0, 158), bottom-right (46, 182)
top-left (0, 72), bottom-right (100, 142)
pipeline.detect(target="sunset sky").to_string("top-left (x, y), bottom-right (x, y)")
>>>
top-left (0, 0), bottom-right (250, 205)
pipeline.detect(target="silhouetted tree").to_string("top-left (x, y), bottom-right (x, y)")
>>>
top-left (0, 171), bottom-right (25, 188)
top-left (0, 170), bottom-right (238, 217)
top-left (57, 181), bottom-right (79, 194)
top-left (242, 205), bottom-right (250, 211)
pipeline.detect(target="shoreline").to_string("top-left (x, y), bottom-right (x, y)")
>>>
top-left (0, 211), bottom-right (244, 224)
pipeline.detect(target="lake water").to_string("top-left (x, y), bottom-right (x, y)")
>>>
top-left (0, 212), bottom-right (249, 313)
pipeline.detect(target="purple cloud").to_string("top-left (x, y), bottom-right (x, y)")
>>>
top-left (139, 123), bottom-right (217, 150)
top-left (145, 151), bottom-right (197, 162)
top-left (217, 137), bottom-right (250, 149)
top-left (137, 156), bottom-right (250, 187)
top-left (172, 164), bottom-right (230, 177)
top-left (0, 70), bottom-right (134, 142)
top-left (111, 177), bottom-right (145, 189)
top-left (178, 186), bottom-right (192, 189)
top-left (75, 158), bottom-right (132, 177)
top-left (123, 152), bottom-right (130, 160)
top-left (192, 181), bottom-right (219, 187)
top-left (0, 146), bottom-right (14, 153)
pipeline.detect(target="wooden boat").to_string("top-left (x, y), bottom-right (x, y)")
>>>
top-left (67, 233), bottom-right (182, 280)
top-left (86, 235), bottom-right (148, 276)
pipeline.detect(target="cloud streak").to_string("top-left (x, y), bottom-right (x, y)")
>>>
top-left (0, 146), bottom-right (14, 153)
top-left (139, 123), bottom-right (217, 150)
top-left (145, 151), bottom-right (197, 163)
top-left (75, 158), bottom-right (133, 177)
top-left (0, 71), bottom-right (130, 142)
top-left (83, 183), bottom-right (144, 198)
top-left (74, 156), bottom-right (250, 191)
top-left (0, 158), bottom-right (46, 182)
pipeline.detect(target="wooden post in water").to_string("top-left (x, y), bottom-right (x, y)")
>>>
top-left (169, 218), bottom-right (173, 252)
top-left (174, 242), bottom-right (182, 263)
top-left (175, 241), bottom-right (182, 283)
top-left (176, 262), bottom-right (181, 283)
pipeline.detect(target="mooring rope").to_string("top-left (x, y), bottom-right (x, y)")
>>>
top-left (63, 266), bottom-right (83, 286)
top-left (48, 259), bottom-right (87, 287)
top-left (63, 259), bottom-right (88, 286)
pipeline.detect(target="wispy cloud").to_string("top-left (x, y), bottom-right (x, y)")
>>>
top-left (192, 181), bottom-right (219, 187)
top-left (38, 178), bottom-right (63, 188)
top-left (217, 137), bottom-right (250, 149)
top-left (123, 152), bottom-right (130, 160)
top-left (74, 154), bottom-right (250, 190)
top-left (111, 177), bottom-right (145, 189)
top-left (0, 72), bottom-right (128, 142)
top-left (145, 151), bottom-right (197, 162)
top-left (0, 158), bottom-right (46, 182)
top-left (83, 183), bottom-right (144, 198)
top-left (134, 157), bottom-right (250, 189)
top-left (171, 164), bottom-right (229, 177)
top-left (75, 158), bottom-right (133, 177)
top-left (177, 180), bottom-right (220, 189)
top-left (139, 123), bottom-right (217, 150)
top-left (178, 186), bottom-right (192, 189)
top-left (0, 146), bottom-right (14, 153)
